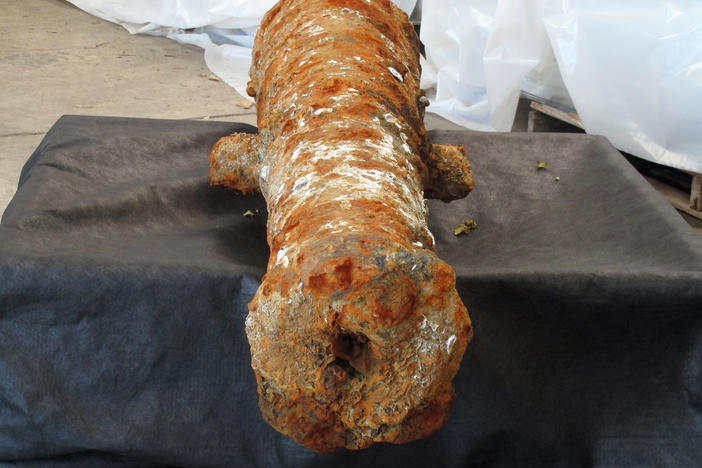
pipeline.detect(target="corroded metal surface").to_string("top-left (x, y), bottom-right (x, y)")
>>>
top-left (210, 0), bottom-right (474, 451)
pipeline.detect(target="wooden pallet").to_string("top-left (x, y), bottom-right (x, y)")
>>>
top-left (644, 173), bottom-right (702, 223)
top-left (692, 173), bottom-right (702, 211)
top-left (528, 101), bottom-right (584, 131)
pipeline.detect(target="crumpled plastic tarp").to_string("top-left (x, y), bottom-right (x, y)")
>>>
top-left (421, 0), bottom-right (702, 173)
top-left (66, 0), bottom-right (416, 104)
top-left (67, 0), bottom-right (702, 173)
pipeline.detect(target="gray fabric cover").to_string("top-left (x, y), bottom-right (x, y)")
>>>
top-left (0, 115), bottom-right (700, 467)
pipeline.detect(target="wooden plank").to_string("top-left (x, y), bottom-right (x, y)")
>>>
top-left (529, 101), bottom-right (585, 130)
top-left (644, 175), bottom-right (702, 221)
top-left (527, 110), bottom-right (536, 133)
top-left (690, 173), bottom-right (702, 211)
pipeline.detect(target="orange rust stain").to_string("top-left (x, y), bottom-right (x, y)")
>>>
top-left (308, 258), bottom-right (355, 294)
top-left (319, 78), bottom-right (344, 95)
top-left (424, 294), bottom-right (445, 309)
top-left (349, 199), bottom-right (386, 213)
top-left (308, 272), bottom-right (328, 292)
top-left (322, 126), bottom-right (380, 142)
top-left (433, 262), bottom-right (455, 293)
top-left (369, 271), bottom-right (416, 323)
top-left (333, 259), bottom-right (354, 290)
top-left (281, 119), bottom-right (295, 134)
top-left (261, 283), bottom-right (272, 296)
top-left (456, 303), bottom-right (473, 342)
top-left (275, 199), bottom-right (420, 251)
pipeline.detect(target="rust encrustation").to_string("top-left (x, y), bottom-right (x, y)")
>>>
top-left (210, 0), bottom-right (474, 452)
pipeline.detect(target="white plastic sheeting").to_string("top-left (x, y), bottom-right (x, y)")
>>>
top-left (66, 0), bottom-right (416, 102)
top-left (67, 0), bottom-right (702, 172)
top-left (421, 0), bottom-right (702, 173)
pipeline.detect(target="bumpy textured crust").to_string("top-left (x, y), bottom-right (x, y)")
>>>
top-left (210, 0), bottom-right (474, 452)
top-left (209, 133), bottom-right (259, 194)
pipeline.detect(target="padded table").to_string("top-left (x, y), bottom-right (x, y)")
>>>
top-left (0, 115), bottom-right (700, 467)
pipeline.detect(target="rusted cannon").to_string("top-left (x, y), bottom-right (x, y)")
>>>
top-left (210, 0), bottom-right (474, 451)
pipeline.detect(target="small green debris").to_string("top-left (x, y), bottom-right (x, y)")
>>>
top-left (454, 219), bottom-right (478, 236)
top-left (554, 176), bottom-right (561, 182)
top-left (243, 210), bottom-right (255, 218)
top-left (537, 161), bottom-right (548, 170)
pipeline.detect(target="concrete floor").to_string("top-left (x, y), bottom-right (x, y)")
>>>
top-left (2, 0), bottom-right (700, 236)
top-left (1, 0), bottom-right (259, 216)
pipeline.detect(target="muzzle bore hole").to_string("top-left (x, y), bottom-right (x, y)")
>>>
top-left (330, 332), bottom-right (377, 378)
